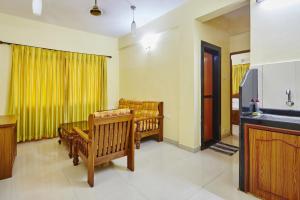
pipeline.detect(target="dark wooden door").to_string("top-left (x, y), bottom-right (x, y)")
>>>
top-left (201, 41), bottom-right (221, 150)
top-left (203, 52), bottom-right (214, 143)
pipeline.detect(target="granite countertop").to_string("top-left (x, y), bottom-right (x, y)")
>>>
top-left (241, 112), bottom-right (300, 131)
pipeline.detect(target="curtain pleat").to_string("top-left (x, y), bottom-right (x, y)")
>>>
top-left (8, 45), bottom-right (107, 142)
top-left (65, 52), bottom-right (107, 123)
top-left (232, 63), bottom-right (250, 95)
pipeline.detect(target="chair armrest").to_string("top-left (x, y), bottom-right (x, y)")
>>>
top-left (73, 127), bottom-right (91, 143)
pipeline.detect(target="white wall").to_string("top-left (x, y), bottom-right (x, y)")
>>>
top-left (251, 0), bottom-right (300, 65)
top-left (232, 52), bottom-right (250, 65)
top-left (251, 0), bottom-right (300, 110)
top-left (0, 13), bottom-right (119, 115)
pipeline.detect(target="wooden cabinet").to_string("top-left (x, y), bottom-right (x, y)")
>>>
top-left (245, 124), bottom-right (300, 200)
top-left (0, 115), bottom-right (17, 180)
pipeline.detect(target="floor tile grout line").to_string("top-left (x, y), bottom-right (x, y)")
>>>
top-left (115, 166), bottom-right (152, 200)
top-left (201, 168), bottom-right (227, 189)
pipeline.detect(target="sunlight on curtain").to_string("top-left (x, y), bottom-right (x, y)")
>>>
top-left (232, 63), bottom-right (250, 95)
top-left (66, 53), bottom-right (107, 122)
top-left (8, 45), bottom-right (65, 142)
top-left (64, 52), bottom-right (107, 123)
top-left (8, 45), bottom-right (108, 142)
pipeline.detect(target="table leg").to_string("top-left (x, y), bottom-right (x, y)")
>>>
top-left (58, 127), bottom-right (62, 144)
top-left (69, 139), bottom-right (73, 159)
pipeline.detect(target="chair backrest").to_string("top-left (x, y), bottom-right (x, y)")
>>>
top-left (88, 109), bottom-right (134, 158)
top-left (119, 98), bottom-right (164, 118)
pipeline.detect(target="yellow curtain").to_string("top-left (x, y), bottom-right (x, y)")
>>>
top-left (8, 45), bottom-right (107, 142)
top-left (64, 52), bottom-right (107, 122)
top-left (232, 63), bottom-right (250, 95)
top-left (8, 45), bottom-right (65, 142)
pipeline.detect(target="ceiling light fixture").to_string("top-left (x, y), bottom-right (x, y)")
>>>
top-left (131, 5), bottom-right (137, 36)
top-left (32, 0), bottom-right (43, 16)
top-left (256, 0), bottom-right (265, 3)
top-left (141, 34), bottom-right (160, 52)
top-left (90, 0), bottom-right (102, 16)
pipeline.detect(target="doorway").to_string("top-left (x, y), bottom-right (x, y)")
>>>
top-left (201, 41), bottom-right (221, 150)
top-left (230, 50), bottom-right (250, 136)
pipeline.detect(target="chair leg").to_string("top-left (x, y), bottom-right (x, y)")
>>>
top-left (158, 131), bottom-right (163, 142)
top-left (136, 140), bottom-right (141, 149)
top-left (87, 163), bottom-right (94, 187)
top-left (127, 155), bottom-right (134, 171)
top-left (73, 155), bottom-right (79, 166)
top-left (73, 141), bottom-right (79, 166)
top-left (127, 143), bottom-right (135, 171)
top-left (135, 133), bottom-right (141, 149)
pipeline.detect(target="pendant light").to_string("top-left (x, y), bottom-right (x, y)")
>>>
top-left (90, 0), bottom-right (102, 16)
top-left (32, 0), bottom-right (43, 16)
top-left (131, 5), bottom-right (137, 36)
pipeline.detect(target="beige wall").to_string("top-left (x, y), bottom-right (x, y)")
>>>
top-left (0, 45), bottom-right (12, 115)
top-left (0, 13), bottom-right (119, 115)
top-left (119, 0), bottom-right (248, 150)
top-left (120, 28), bottom-right (180, 142)
top-left (195, 21), bottom-right (231, 139)
top-left (251, 0), bottom-right (300, 65)
top-left (230, 32), bottom-right (250, 53)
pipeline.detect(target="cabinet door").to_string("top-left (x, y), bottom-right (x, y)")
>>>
top-left (262, 62), bottom-right (296, 109)
top-left (249, 129), bottom-right (300, 200)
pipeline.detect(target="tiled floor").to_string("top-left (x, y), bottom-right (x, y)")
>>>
top-left (232, 125), bottom-right (240, 137)
top-left (0, 137), bottom-right (258, 200)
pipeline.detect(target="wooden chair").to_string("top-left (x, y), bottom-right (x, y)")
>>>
top-left (118, 99), bottom-right (164, 149)
top-left (72, 110), bottom-right (135, 187)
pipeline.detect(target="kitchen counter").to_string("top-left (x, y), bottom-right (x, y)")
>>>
top-left (241, 113), bottom-right (300, 130)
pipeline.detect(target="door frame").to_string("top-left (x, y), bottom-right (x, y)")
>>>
top-left (229, 50), bottom-right (250, 134)
top-left (200, 41), bottom-right (222, 150)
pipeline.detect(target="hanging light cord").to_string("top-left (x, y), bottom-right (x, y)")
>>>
top-left (131, 5), bottom-right (136, 21)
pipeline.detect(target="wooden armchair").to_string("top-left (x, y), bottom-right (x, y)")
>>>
top-left (72, 109), bottom-right (135, 187)
top-left (118, 99), bottom-right (164, 149)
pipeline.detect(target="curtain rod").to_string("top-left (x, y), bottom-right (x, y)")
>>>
top-left (0, 40), bottom-right (112, 59)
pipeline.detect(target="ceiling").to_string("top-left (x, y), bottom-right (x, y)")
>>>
top-left (0, 0), bottom-right (188, 37)
top-left (206, 5), bottom-right (250, 35)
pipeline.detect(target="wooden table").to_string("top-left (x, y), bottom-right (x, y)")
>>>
top-left (58, 121), bottom-right (88, 158)
top-left (0, 115), bottom-right (17, 180)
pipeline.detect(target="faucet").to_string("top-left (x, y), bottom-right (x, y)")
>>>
top-left (286, 89), bottom-right (295, 107)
